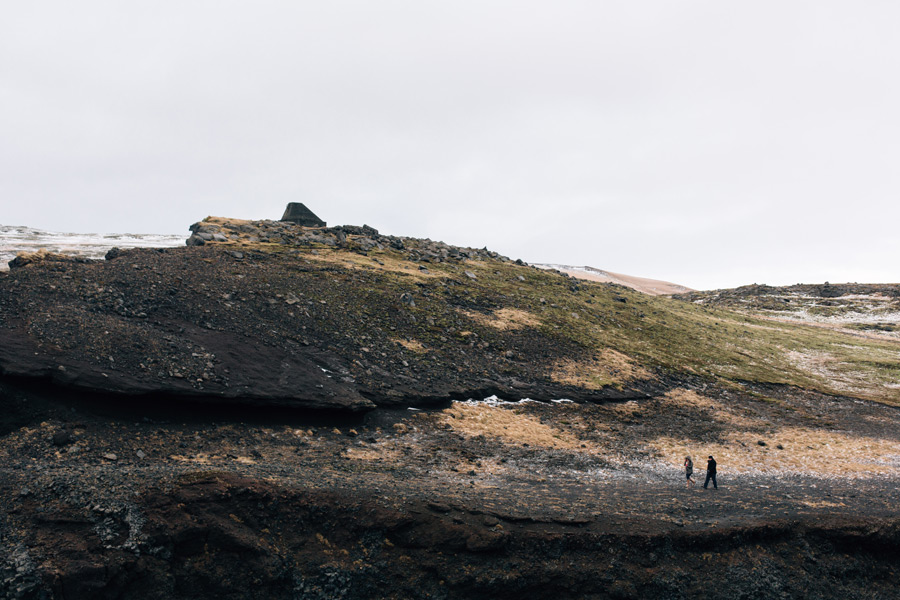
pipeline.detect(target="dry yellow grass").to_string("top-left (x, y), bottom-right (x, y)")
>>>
top-left (169, 452), bottom-right (257, 465)
top-left (655, 389), bottom-right (760, 428)
top-left (460, 308), bottom-right (541, 331)
top-left (438, 403), bottom-right (581, 450)
top-left (204, 216), bottom-right (254, 228)
top-left (14, 249), bottom-right (49, 260)
top-left (344, 445), bottom-right (405, 462)
top-left (201, 218), bottom-right (437, 280)
top-left (800, 499), bottom-right (848, 509)
top-left (551, 349), bottom-right (652, 389)
top-left (657, 389), bottom-right (722, 411)
top-left (593, 399), bottom-right (643, 416)
top-left (197, 217), bottom-right (263, 246)
top-left (650, 427), bottom-right (900, 477)
top-left (12, 249), bottom-right (82, 264)
top-left (394, 339), bottom-right (428, 353)
top-left (302, 249), bottom-right (439, 280)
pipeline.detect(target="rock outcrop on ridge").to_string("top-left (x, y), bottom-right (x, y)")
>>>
top-left (279, 202), bottom-right (327, 226)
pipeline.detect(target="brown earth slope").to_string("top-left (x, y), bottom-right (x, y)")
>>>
top-left (535, 264), bottom-right (693, 296)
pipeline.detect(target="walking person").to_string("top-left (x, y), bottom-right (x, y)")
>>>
top-left (703, 455), bottom-right (718, 489)
top-left (684, 456), bottom-right (694, 487)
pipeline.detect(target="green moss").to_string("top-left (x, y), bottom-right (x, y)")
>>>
top-left (217, 238), bottom-right (900, 405)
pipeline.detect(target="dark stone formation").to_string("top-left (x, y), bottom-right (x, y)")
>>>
top-left (51, 430), bottom-right (73, 446)
top-left (280, 203), bottom-right (326, 227)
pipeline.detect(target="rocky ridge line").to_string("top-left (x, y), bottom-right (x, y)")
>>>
top-left (185, 217), bottom-right (518, 266)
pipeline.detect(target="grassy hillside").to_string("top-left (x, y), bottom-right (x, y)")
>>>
top-left (182, 216), bottom-right (900, 405)
top-left (2, 216), bottom-right (897, 408)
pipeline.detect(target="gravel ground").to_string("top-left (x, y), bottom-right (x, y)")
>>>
top-left (4, 378), bottom-right (900, 531)
top-left (4, 379), bottom-right (900, 599)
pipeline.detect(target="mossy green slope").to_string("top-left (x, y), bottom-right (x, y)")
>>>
top-left (2, 216), bottom-right (898, 408)
top-left (206, 211), bottom-right (899, 406)
top-left (356, 247), bottom-right (900, 404)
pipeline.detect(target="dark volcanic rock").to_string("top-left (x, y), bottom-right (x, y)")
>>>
top-left (8, 250), bottom-right (90, 270)
top-left (9, 473), bottom-right (900, 600)
top-left (51, 430), bottom-right (73, 447)
top-left (280, 202), bottom-right (326, 227)
top-left (0, 239), bottom-right (664, 412)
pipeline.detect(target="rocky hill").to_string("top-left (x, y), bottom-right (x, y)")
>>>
top-left (2, 216), bottom-right (900, 599)
top-left (676, 282), bottom-right (900, 334)
top-left (3, 215), bottom-right (898, 410)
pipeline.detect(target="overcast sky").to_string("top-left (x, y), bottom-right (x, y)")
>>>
top-left (2, 2), bottom-right (898, 290)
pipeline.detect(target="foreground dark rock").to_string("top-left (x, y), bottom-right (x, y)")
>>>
top-left (7, 472), bottom-right (900, 600)
top-left (3, 366), bottom-right (900, 598)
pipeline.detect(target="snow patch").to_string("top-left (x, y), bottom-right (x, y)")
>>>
top-left (461, 395), bottom-right (574, 407)
top-left (0, 224), bottom-right (185, 270)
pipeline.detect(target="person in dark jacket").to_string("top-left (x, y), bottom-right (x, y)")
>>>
top-left (704, 456), bottom-right (718, 489)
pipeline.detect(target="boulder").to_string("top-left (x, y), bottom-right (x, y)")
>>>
top-left (281, 203), bottom-right (326, 227)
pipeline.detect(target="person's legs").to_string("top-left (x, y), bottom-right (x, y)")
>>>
top-left (711, 473), bottom-right (718, 489)
top-left (703, 473), bottom-right (711, 488)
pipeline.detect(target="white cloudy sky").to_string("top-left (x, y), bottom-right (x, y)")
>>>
top-left (2, 1), bottom-right (898, 290)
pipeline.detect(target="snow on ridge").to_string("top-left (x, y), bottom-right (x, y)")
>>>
top-left (0, 224), bottom-right (185, 270)
top-left (533, 263), bottom-right (692, 296)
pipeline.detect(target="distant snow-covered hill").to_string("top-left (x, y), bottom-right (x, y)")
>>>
top-left (534, 264), bottom-right (692, 296)
top-left (0, 224), bottom-right (185, 270)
